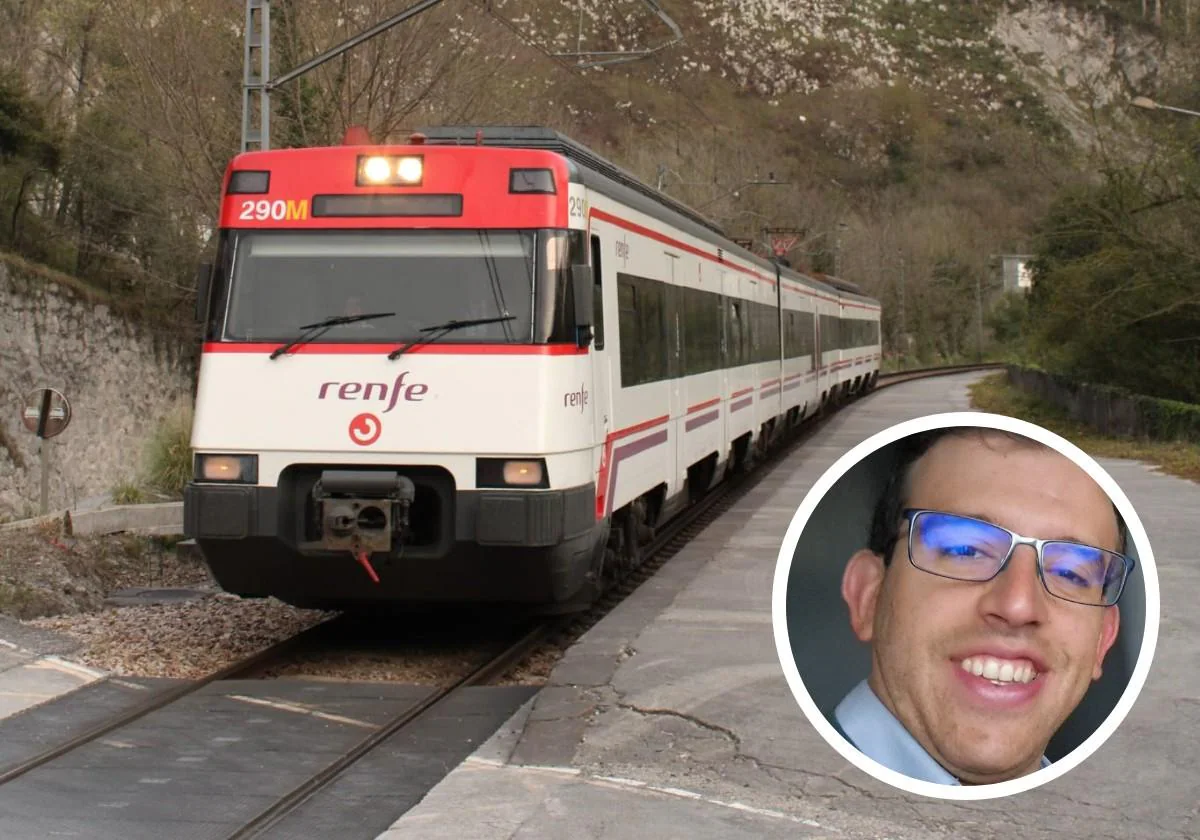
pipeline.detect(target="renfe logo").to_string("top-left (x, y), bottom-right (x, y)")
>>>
top-left (349, 413), bottom-right (381, 446)
top-left (318, 372), bottom-right (429, 414)
top-left (564, 384), bottom-right (588, 413)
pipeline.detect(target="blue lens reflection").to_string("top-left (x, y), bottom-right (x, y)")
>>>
top-left (1043, 543), bottom-right (1117, 601)
top-left (912, 512), bottom-right (1010, 577)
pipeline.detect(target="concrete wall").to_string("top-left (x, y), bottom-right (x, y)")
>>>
top-left (0, 257), bottom-right (197, 521)
top-left (1008, 365), bottom-right (1200, 444)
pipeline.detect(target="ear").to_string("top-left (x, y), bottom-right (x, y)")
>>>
top-left (842, 549), bottom-right (886, 644)
top-left (1092, 606), bottom-right (1121, 681)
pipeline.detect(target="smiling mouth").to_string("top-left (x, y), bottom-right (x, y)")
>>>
top-left (958, 656), bottom-right (1041, 686)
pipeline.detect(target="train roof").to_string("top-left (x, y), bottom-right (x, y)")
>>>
top-left (416, 126), bottom-right (878, 309)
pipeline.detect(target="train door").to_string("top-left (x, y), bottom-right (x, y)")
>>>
top-left (589, 233), bottom-right (612, 489)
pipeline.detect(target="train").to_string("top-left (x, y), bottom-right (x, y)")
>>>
top-left (184, 125), bottom-right (881, 612)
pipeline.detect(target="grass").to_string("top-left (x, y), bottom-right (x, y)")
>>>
top-left (144, 400), bottom-right (194, 498)
top-left (969, 373), bottom-right (1200, 484)
top-left (110, 480), bottom-right (146, 505)
top-left (0, 581), bottom-right (60, 620)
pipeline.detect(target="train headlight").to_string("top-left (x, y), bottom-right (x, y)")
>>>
top-left (362, 156), bottom-right (392, 183)
top-left (503, 460), bottom-right (543, 486)
top-left (475, 458), bottom-right (549, 489)
top-left (195, 454), bottom-right (258, 483)
top-left (396, 156), bottom-right (423, 183)
top-left (356, 154), bottom-right (424, 186)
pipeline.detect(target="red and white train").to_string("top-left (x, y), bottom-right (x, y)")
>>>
top-left (185, 126), bottom-right (881, 611)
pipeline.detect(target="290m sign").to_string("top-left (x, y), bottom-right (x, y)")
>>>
top-left (238, 199), bottom-right (310, 221)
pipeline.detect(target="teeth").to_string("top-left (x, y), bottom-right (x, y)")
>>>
top-left (959, 656), bottom-right (1039, 684)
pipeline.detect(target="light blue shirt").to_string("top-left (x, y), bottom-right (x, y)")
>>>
top-left (832, 679), bottom-right (1051, 785)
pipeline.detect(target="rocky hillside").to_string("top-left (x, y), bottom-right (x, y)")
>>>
top-left (466, 0), bottom-right (1193, 360)
top-left (501, 1), bottom-right (1174, 139)
top-left (0, 0), bottom-right (1193, 364)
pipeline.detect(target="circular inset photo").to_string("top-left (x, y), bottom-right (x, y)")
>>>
top-left (771, 412), bottom-right (1159, 800)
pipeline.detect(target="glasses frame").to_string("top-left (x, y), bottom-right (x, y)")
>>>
top-left (897, 509), bottom-right (1135, 607)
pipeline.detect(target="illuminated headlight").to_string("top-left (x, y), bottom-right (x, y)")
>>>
top-left (476, 458), bottom-right (549, 489)
top-left (503, 460), bottom-right (543, 486)
top-left (396, 156), bottom-right (423, 183)
top-left (362, 156), bottom-right (392, 183)
top-left (195, 454), bottom-right (258, 483)
top-left (356, 154), bottom-right (424, 186)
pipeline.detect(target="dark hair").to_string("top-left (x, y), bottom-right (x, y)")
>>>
top-left (867, 428), bottom-right (1128, 564)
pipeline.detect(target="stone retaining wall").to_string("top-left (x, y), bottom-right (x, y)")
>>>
top-left (0, 257), bottom-right (197, 521)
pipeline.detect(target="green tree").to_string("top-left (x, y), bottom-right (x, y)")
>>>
top-left (0, 74), bottom-right (61, 249)
top-left (1026, 162), bottom-right (1200, 402)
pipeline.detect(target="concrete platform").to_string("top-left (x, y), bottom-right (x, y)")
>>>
top-left (0, 617), bottom-right (102, 723)
top-left (379, 372), bottom-right (1198, 840)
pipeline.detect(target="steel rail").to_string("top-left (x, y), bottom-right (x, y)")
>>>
top-left (224, 620), bottom-right (553, 839)
top-left (0, 616), bottom-right (342, 786)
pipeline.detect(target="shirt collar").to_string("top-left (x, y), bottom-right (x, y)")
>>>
top-left (833, 679), bottom-right (1051, 786)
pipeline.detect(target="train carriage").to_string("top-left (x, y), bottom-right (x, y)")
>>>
top-left (185, 126), bottom-right (880, 611)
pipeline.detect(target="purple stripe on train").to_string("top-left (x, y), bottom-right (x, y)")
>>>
top-left (731, 397), bottom-right (753, 412)
top-left (685, 410), bottom-right (719, 432)
top-left (604, 428), bottom-right (670, 518)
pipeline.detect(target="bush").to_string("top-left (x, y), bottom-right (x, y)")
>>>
top-left (144, 400), bottom-right (194, 497)
top-left (111, 479), bottom-right (145, 505)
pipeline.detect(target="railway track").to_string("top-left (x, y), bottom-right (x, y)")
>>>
top-left (0, 612), bottom-right (552, 838)
top-left (223, 619), bottom-right (552, 839)
top-left (876, 361), bottom-right (1005, 388)
top-left (0, 617), bottom-right (342, 786)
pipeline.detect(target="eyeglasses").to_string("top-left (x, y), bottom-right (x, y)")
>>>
top-left (896, 509), bottom-right (1135, 607)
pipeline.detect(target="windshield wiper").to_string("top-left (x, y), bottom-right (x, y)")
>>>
top-left (269, 312), bottom-right (395, 360)
top-left (387, 316), bottom-right (516, 360)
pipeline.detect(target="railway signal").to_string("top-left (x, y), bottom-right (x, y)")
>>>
top-left (21, 387), bottom-right (72, 515)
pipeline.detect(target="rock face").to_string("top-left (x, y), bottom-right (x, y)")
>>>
top-left (992, 1), bottom-right (1165, 145)
top-left (0, 259), bottom-right (197, 522)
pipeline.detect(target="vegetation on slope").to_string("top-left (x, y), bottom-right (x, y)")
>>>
top-left (0, 0), bottom-right (1195, 378)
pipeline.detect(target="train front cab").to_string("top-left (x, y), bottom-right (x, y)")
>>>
top-left (185, 228), bottom-right (612, 613)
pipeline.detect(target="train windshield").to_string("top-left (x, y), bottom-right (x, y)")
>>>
top-left (208, 229), bottom-right (581, 345)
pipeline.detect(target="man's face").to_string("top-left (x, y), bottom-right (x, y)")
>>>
top-left (843, 433), bottom-right (1122, 784)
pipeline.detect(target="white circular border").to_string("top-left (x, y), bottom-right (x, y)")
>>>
top-left (770, 411), bottom-right (1161, 800)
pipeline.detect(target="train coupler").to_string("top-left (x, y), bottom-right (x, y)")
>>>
top-left (310, 471), bottom-right (417, 583)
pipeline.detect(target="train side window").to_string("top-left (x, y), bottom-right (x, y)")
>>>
top-left (718, 294), bottom-right (728, 367)
top-left (590, 234), bottom-right (605, 350)
top-left (729, 300), bottom-right (743, 367)
top-left (681, 285), bottom-right (697, 376)
top-left (647, 280), bottom-right (668, 382)
top-left (771, 302), bottom-right (781, 360)
top-left (705, 289), bottom-right (721, 372)
top-left (666, 282), bottom-right (681, 379)
top-left (617, 276), bottom-right (639, 385)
